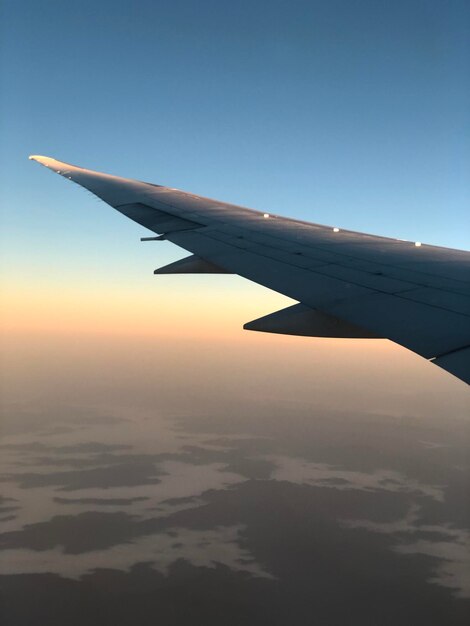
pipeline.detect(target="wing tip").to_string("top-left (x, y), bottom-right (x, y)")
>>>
top-left (28, 155), bottom-right (80, 175)
top-left (28, 154), bottom-right (56, 167)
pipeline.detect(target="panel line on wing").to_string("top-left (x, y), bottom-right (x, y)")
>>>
top-left (212, 224), bottom-right (470, 294)
top-left (194, 230), bottom-right (470, 316)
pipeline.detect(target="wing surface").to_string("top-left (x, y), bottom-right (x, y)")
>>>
top-left (29, 156), bottom-right (470, 384)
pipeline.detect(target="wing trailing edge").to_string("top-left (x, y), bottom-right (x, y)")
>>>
top-left (432, 346), bottom-right (470, 385)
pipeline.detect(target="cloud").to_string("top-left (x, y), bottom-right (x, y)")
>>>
top-left (1, 524), bottom-right (272, 581)
top-left (266, 455), bottom-right (444, 501)
top-left (343, 505), bottom-right (470, 598)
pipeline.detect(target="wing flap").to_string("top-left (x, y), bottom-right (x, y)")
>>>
top-left (433, 347), bottom-right (470, 385)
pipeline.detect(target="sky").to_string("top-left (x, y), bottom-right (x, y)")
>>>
top-left (0, 0), bottom-right (469, 406)
top-left (1, 7), bottom-right (469, 621)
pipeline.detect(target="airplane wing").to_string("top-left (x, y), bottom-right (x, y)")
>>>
top-left (29, 155), bottom-right (470, 385)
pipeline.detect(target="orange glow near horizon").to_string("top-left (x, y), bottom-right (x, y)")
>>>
top-left (2, 275), bottom-right (469, 423)
top-left (1, 276), bottom-right (294, 339)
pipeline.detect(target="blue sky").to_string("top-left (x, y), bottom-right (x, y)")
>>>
top-left (1, 0), bottom-right (469, 294)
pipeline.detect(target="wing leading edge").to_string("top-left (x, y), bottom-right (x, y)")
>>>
top-left (29, 155), bottom-right (470, 385)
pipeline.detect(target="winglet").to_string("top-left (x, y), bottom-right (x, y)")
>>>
top-left (29, 155), bottom-right (55, 166)
top-left (28, 155), bottom-right (72, 170)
